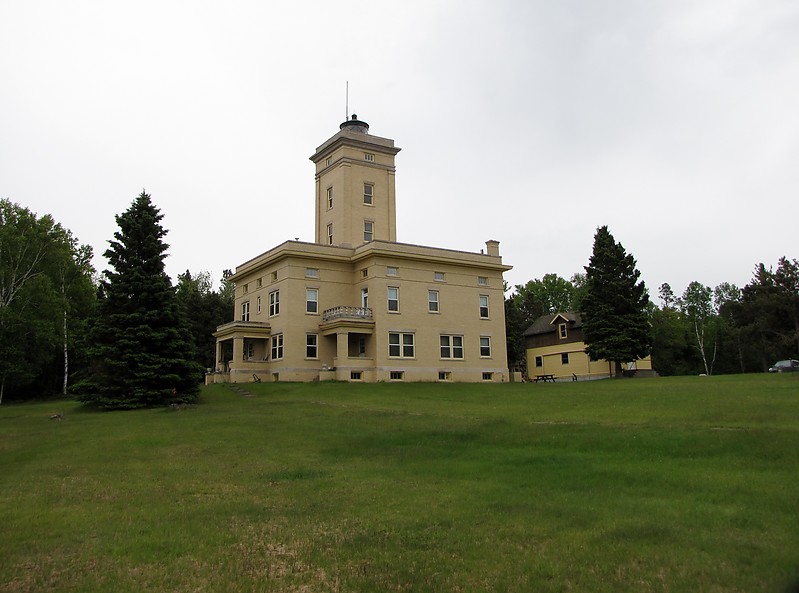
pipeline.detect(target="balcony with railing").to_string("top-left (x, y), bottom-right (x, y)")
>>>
top-left (323, 306), bottom-right (373, 321)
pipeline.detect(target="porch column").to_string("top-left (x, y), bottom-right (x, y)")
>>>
top-left (335, 331), bottom-right (348, 364)
top-left (232, 336), bottom-right (244, 364)
top-left (215, 340), bottom-right (223, 371)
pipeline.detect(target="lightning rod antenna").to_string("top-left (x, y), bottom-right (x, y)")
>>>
top-left (345, 81), bottom-right (349, 121)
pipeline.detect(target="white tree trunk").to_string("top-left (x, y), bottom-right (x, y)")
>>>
top-left (62, 309), bottom-right (68, 396)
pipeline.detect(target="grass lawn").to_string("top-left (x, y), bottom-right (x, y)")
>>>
top-left (1, 374), bottom-right (798, 592)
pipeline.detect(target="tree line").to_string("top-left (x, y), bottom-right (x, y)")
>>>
top-left (0, 194), bottom-right (233, 406)
top-left (505, 226), bottom-right (798, 376)
top-left (2, 194), bottom-right (795, 405)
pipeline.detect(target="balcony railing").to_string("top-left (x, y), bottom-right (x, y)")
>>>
top-left (323, 306), bottom-right (373, 322)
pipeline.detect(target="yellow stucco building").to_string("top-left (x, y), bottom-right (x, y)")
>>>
top-left (210, 116), bottom-right (512, 383)
top-left (524, 312), bottom-right (654, 380)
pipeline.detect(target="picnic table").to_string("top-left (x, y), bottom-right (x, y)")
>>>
top-left (533, 374), bottom-right (556, 383)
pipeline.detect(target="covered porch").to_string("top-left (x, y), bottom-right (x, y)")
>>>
top-left (208, 321), bottom-right (271, 384)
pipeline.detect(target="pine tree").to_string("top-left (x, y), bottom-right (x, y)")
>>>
top-left (582, 226), bottom-right (651, 376)
top-left (73, 192), bottom-right (201, 408)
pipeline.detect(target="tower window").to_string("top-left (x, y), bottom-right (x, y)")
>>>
top-left (363, 183), bottom-right (373, 205)
top-left (479, 295), bottom-right (489, 318)
top-left (387, 287), bottom-right (399, 312)
top-left (364, 220), bottom-right (373, 242)
top-left (364, 153), bottom-right (375, 162)
top-left (327, 224), bottom-right (333, 245)
top-left (326, 187), bottom-right (333, 209)
top-left (428, 290), bottom-right (439, 312)
top-left (306, 288), bottom-right (318, 314)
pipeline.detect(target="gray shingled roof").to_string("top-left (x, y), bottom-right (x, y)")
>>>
top-left (522, 311), bottom-right (583, 337)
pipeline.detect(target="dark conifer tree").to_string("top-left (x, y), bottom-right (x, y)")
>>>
top-left (582, 226), bottom-right (651, 376)
top-left (73, 192), bottom-right (201, 408)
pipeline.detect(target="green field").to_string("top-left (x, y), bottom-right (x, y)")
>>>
top-left (1, 375), bottom-right (798, 592)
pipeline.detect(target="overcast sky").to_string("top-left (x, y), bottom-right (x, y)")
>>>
top-left (2, 0), bottom-right (797, 302)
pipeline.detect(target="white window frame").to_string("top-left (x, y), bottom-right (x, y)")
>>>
top-left (387, 266), bottom-right (398, 276)
top-left (326, 186), bottom-right (333, 209)
top-left (478, 276), bottom-right (488, 286)
top-left (327, 224), bottom-right (333, 245)
top-left (428, 290), bottom-right (439, 313)
top-left (305, 268), bottom-right (319, 278)
top-left (257, 296), bottom-right (261, 314)
top-left (387, 286), bottom-right (399, 312)
top-left (434, 271), bottom-right (445, 282)
top-left (241, 300), bottom-right (250, 322)
top-left (363, 183), bottom-right (373, 205)
top-left (559, 323), bottom-right (568, 339)
top-left (306, 288), bottom-right (318, 314)
top-left (271, 334), bottom-right (284, 360)
top-left (388, 332), bottom-right (414, 358)
top-left (269, 290), bottom-right (280, 317)
top-left (479, 295), bottom-right (489, 318)
top-left (364, 153), bottom-right (375, 162)
top-left (480, 336), bottom-right (492, 358)
top-left (361, 287), bottom-right (369, 308)
top-left (440, 335), bottom-right (464, 359)
top-left (364, 220), bottom-right (374, 242)
top-left (306, 334), bottom-right (318, 359)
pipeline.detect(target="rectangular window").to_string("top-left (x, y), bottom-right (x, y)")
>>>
top-left (390, 371), bottom-right (404, 380)
top-left (241, 301), bottom-right (250, 322)
top-left (561, 352), bottom-right (569, 365)
top-left (361, 287), bottom-right (369, 308)
top-left (428, 290), bottom-right (439, 312)
top-left (351, 371), bottom-right (363, 380)
top-left (361, 268), bottom-right (368, 279)
top-left (306, 288), bottom-right (318, 313)
top-left (438, 371), bottom-right (451, 381)
top-left (482, 372), bottom-right (493, 381)
top-left (478, 276), bottom-right (488, 286)
top-left (327, 187), bottom-right (333, 209)
top-left (271, 271), bottom-right (278, 282)
top-left (363, 183), bottom-right (373, 205)
top-left (245, 341), bottom-right (255, 360)
top-left (480, 336), bottom-right (492, 357)
top-left (269, 290), bottom-right (280, 317)
top-left (364, 153), bottom-right (375, 162)
top-left (325, 157), bottom-right (331, 167)
top-left (306, 268), bottom-right (318, 278)
top-left (306, 334), bottom-right (318, 358)
top-left (257, 278), bottom-right (262, 288)
top-left (440, 335), bottom-right (464, 359)
top-left (387, 287), bottom-right (399, 312)
top-left (535, 356), bottom-right (543, 368)
top-left (559, 323), bottom-right (568, 339)
top-left (271, 334), bottom-right (284, 360)
top-left (327, 224), bottom-right (333, 245)
top-left (434, 271), bottom-right (445, 281)
top-left (387, 266), bottom-right (398, 276)
top-left (364, 220), bottom-right (373, 242)
top-left (479, 295), bottom-right (489, 318)
top-left (257, 296), bottom-right (261, 314)
top-left (388, 332), bottom-right (414, 358)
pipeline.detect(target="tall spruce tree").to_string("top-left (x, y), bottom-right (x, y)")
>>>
top-left (582, 226), bottom-right (651, 376)
top-left (73, 192), bottom-right (200, 408)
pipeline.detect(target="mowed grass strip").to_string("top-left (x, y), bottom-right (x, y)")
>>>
top-left (0, 374), bottom-right (797, 592)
